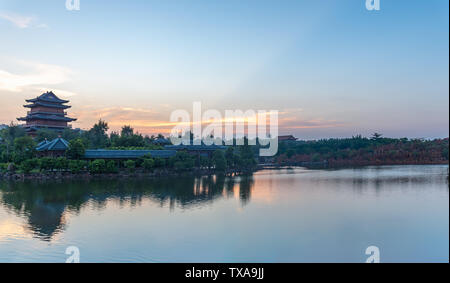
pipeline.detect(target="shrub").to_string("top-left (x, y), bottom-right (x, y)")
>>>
top-left (154, 157), bottom-right (165, 168)
top-left (55, 157), bottom-right (69, 171)
top-left (212, 150), bottom-right (227, 171)
top-left (19, 159), bottom-right (38, 174)
top-left (39, 157), bottom-right (55, 171)
top-left (124, 160), bottom-right (135, 172)
top-left (67, 138), bottom-right (86, 159)
top-left (68, 160), bottom-right (86, 173)
top-left (106, 160), bottom-right (118, 173)
top-left (90, 159), bottom-right (106, 174)
top-left (142, 158), bottom-right (155, 171)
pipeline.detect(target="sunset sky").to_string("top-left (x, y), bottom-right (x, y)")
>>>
top-left (0, 0), bottom-right (448, 139)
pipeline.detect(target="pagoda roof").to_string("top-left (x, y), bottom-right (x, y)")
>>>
top-left (17, 113), bottom-right (76, 122)
top-left (24, 101), bottom-right (71, 109)
top-left (26, 91), bottom-right (69, 104)
top-left (24, 125), bottom-right (69, 132)
top-left (36, 137), bottom-right (69, 151)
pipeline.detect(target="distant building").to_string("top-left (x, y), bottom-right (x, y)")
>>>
top-left (278, 135), bottom-right (298, 142)
top-left (152, 137), bottom-right (172, 146)
top-left (17, 91), bottom-right (77, 136)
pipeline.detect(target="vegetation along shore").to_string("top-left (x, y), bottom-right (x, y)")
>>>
top-left (0, 120), bottom-right (448, 181)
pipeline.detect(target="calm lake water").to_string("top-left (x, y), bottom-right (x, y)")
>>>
top-left (0, 165), bottom-right (448, 263)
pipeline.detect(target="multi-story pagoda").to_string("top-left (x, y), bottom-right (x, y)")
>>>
top-left (17, 91), bottom-right (77, 136)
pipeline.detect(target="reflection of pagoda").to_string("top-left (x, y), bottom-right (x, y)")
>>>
top-left (17, 91), bottom-right (77, 136)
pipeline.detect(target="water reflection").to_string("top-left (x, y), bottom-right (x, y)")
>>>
top-left (0, 175), bottom-right (254, 241)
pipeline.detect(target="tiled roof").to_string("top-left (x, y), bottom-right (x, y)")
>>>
top-left (36, 138), bottom-right (69, 151)
top-left (164, 145), bottom-right (227, 151)
top-left (18, 113), bottom-right (76, 122)
top-left (84, 150), bottom-right (176, 159)
top-left (24, 101), bottom-right (71, 109)
top-left (153, 137), bottom-right (171, 144)
top-left (26, 91), bottom-right (69, 104)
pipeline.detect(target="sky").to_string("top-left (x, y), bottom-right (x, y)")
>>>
top-left (0, 0), bottom-right (448, 139)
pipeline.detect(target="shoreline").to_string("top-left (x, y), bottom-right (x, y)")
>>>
top-left (1, 162), bottom-right (448, 182)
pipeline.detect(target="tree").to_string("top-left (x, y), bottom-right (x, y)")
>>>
top-left (212, 150), bottom-right (227, 172)
top-left (54, 157), bottom-right (69, 171)
top-left (67, 138), bottom-right (86, 159)
top-left (0, 123), bottom-right (26, 159)
top-left (154, 157), bottom-right (165, 168)
top-left (225, 147), bottom-right (235, 168)
top-left (121, 125), bottom-right (134, 137)
top-left (61, 128), bottom-right (82, 141)
top-left (239, 138), bottom-right (256, 170)
top-left (106, 160), bottom-right (118, 173)
top-left (90, 159), bottom-right (106, 174)
top-left (69, 160), bottom-right (86, 173)
top-left (87, 119), bottom-right (110, 149)
top-left (124, 160), bottom-right (136, 172)
top-left (13, 136), bottom-right (35, 163)
top-left (142, 158), bottom-right (155, 172)
top-left (371, 133), bottom-right (383, 140)
top-left (36, 128), bottom-right (58, 142)
top-left (39, 157), bottom-right (56, 172)
top-left (19, 159), bottom-right (38, 173)
top-left (286, 149), bottom-right (295, 159)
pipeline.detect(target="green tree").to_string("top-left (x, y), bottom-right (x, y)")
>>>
top-left (121, 125), bottom-right (134, 137)
top-left (106, 160), bottom-right (118, 173)
top-left (142, 158), bottom-right (155, 172)
top-left (90, 159), bottom-right (106, 174)
top-left (124, 160), bottom-right (136, 172)
top-left (0, 123), bottom-right (26, 160)
top-left (19, 158), bottom-right (38, 173)
top-left (154, 157), bottom-right (165, 168)
top-left (35, 128), bottom-right (58, 142)
top-left (54, 157), bottom-right (68, 171)
top-left (69, 160), bottom-right (86, 173)
top-left (61, 128), bottom-right (81, 141)
top-left (212, 150), bottom-right (227, 172)
top-left (87, 119), bottom-right (110, 149)
top-left (13, 136), bottom-right (36, 163)
top-left (67, 138), bottom-right (86, 159)
top-left (39, 157), bottom-right (55, 172)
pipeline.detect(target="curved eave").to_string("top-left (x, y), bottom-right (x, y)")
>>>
top-left (24, 103), bottom-right (71, 109)
top-left (18, 115), bottom-right (77, 122)
top-left (26, 98), bottom-right (69, 104)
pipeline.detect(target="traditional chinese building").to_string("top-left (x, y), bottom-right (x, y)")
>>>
top-left (278, 135), bottom-right (298, 142)
top-left (36, 137), bottom-right (70, 158)
top-left (17, 91), bottom-right (77, 136)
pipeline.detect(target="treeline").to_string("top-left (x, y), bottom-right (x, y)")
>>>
top-left (0, 120), bottom-right (165, 163)
top-left (277, 133), bottom-right (449, 166)
top-left (0, 120), bottom-right (257, 175)
top-left (0, 145), bottom-right (257, 175)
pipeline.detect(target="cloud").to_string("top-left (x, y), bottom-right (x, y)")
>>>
top-left (72, 106), bottom-right (170, 133)
top-left (0, 11), bottom-right (46, 29)
top-left (0, 60), bottom-right (74, 92)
